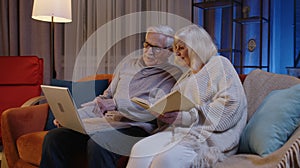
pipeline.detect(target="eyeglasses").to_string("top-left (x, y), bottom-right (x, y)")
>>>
top-left (143, 42), bottom-right (172, 54)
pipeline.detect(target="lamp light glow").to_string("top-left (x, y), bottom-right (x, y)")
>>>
top-left (32, 0), bottom-right (72, 23)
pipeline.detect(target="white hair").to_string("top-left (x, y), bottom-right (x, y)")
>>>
top-left (146, 25), bottom-right (174, 47)
top-left (175, 24), bottom-right (218, 71)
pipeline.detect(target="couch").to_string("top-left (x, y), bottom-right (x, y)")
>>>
top-left (1, 74), bottom-right (112, 168)
top-left (2, 69), bottom-right (300, 168)
top-left (0, 56), bottom-right (43, 143)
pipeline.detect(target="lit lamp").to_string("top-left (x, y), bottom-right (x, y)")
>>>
top-left (32, 0), bottom-right (72, 79)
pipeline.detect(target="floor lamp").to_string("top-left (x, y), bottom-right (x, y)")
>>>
top-left (32, 0), bottom-right (72, 79)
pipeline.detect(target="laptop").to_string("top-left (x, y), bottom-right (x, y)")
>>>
top-left (41, 85), bottom-right (131, 134)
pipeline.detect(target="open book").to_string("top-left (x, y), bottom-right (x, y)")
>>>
top-left (131, 90), bottom-right (194, 114)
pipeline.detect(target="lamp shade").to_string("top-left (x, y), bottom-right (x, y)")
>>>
top-left (32, 0), bottom-right (72, 23)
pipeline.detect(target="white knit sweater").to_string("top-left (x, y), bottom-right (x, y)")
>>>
top-left (173, 56), bottom-right (247, 167)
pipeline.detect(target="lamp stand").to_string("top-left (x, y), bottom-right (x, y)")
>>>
top-left (50, 16), bottom-right (56, 79)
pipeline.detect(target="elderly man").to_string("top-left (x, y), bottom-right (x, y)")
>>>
top-left (40, 25), bottom-right (182, 168)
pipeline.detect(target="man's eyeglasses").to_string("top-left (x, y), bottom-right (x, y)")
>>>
top-left (143, 42), bottom-right (173, 54)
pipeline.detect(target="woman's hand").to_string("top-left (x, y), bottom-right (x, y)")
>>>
top-left (158, 111), bottom-right (181, 125)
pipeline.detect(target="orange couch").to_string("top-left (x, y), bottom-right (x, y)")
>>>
top-left (1, 74), bottom-right (112, 168)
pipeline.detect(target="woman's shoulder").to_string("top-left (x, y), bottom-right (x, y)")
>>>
top-left (209, 55), bottom-right (231, 63)
top-left (206, 56), bottom-right (235, 70)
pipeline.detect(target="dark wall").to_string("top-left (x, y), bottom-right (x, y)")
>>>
top-left (270, 0), bottom-right (294, 74)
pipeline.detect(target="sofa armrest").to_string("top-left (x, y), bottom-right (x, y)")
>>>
top-left (269, 126), bottom-right (300, 167)
top-left (1, 103), bottom-right (49, 168)
top-left (216, 127), bottom-right (300, 168)
top-left (21, 96), bottom-right (46, 107)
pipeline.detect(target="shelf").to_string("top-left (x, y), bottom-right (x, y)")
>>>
top-left (218, 48), bottom-right (242, 53)
top-left (234, 65), bottom-right (269, 68)
top-left (193, 0), bottom-right (241, 9)
top-left (192, 0), bottom-right (270, 74)
top-left (234, 16), bottom-right (269, 24)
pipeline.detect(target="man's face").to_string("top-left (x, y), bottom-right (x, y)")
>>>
top-left (143, 32), bottom-right (171, 66)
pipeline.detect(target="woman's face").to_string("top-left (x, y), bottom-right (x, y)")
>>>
top-left (173, 40), bottom-right (190, 68)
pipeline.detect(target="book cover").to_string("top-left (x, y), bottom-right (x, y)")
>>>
top-left (131, 90), bottom-right (194, 114)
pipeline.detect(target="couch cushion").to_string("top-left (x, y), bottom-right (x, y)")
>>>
top-left (17, 131), bottom-right (48, 166)
top-left (238, 84), bottom-right (300, 156)
top-left (243, 69), bottom-right (300, 121)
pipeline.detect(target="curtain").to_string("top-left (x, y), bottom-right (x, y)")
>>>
top-left (0, 0), bottom-right (191, 82)
top-left (64, 0), bottom-right (192, 81)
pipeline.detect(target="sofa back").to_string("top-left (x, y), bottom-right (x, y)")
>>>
top-left (242, 69), bottom-right (300, 121)
top-left (0, 56), bottom-right (43, 111)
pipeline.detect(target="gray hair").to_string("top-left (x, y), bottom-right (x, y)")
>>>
top-left (146, 25), bottom-right (174, 47)
top-left (175, 24), bottom-right (218, 71)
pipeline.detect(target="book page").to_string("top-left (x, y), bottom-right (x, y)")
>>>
top-left (131, 97), bottom-right (151, 109)
top-left (131, 90), bottom-right (194, 115)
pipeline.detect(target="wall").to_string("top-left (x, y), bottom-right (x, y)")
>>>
top-left (194, 0), bottom-right (295, 75)
top-left (270, 0), bottom-right (294, 74)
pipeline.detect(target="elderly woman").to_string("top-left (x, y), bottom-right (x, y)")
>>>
top-left (126, 24), bottom-right (247, 168)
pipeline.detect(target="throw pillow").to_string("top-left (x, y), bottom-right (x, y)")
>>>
top-left (44, 79), bottom-right (109, 130)
top-left (238, 84), bottom-right (300, 157)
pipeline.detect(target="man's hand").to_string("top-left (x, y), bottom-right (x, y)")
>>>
top-left (97, 99), bottom-right (116, 112)
top-left (81, 97), bottom-right (116, 114)
top-left (53, 119), bottom-right (62, 128)
top-left (81, 97), bottom-right (101, 107)
top-left (158, 111), bottom-right (181, 125)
